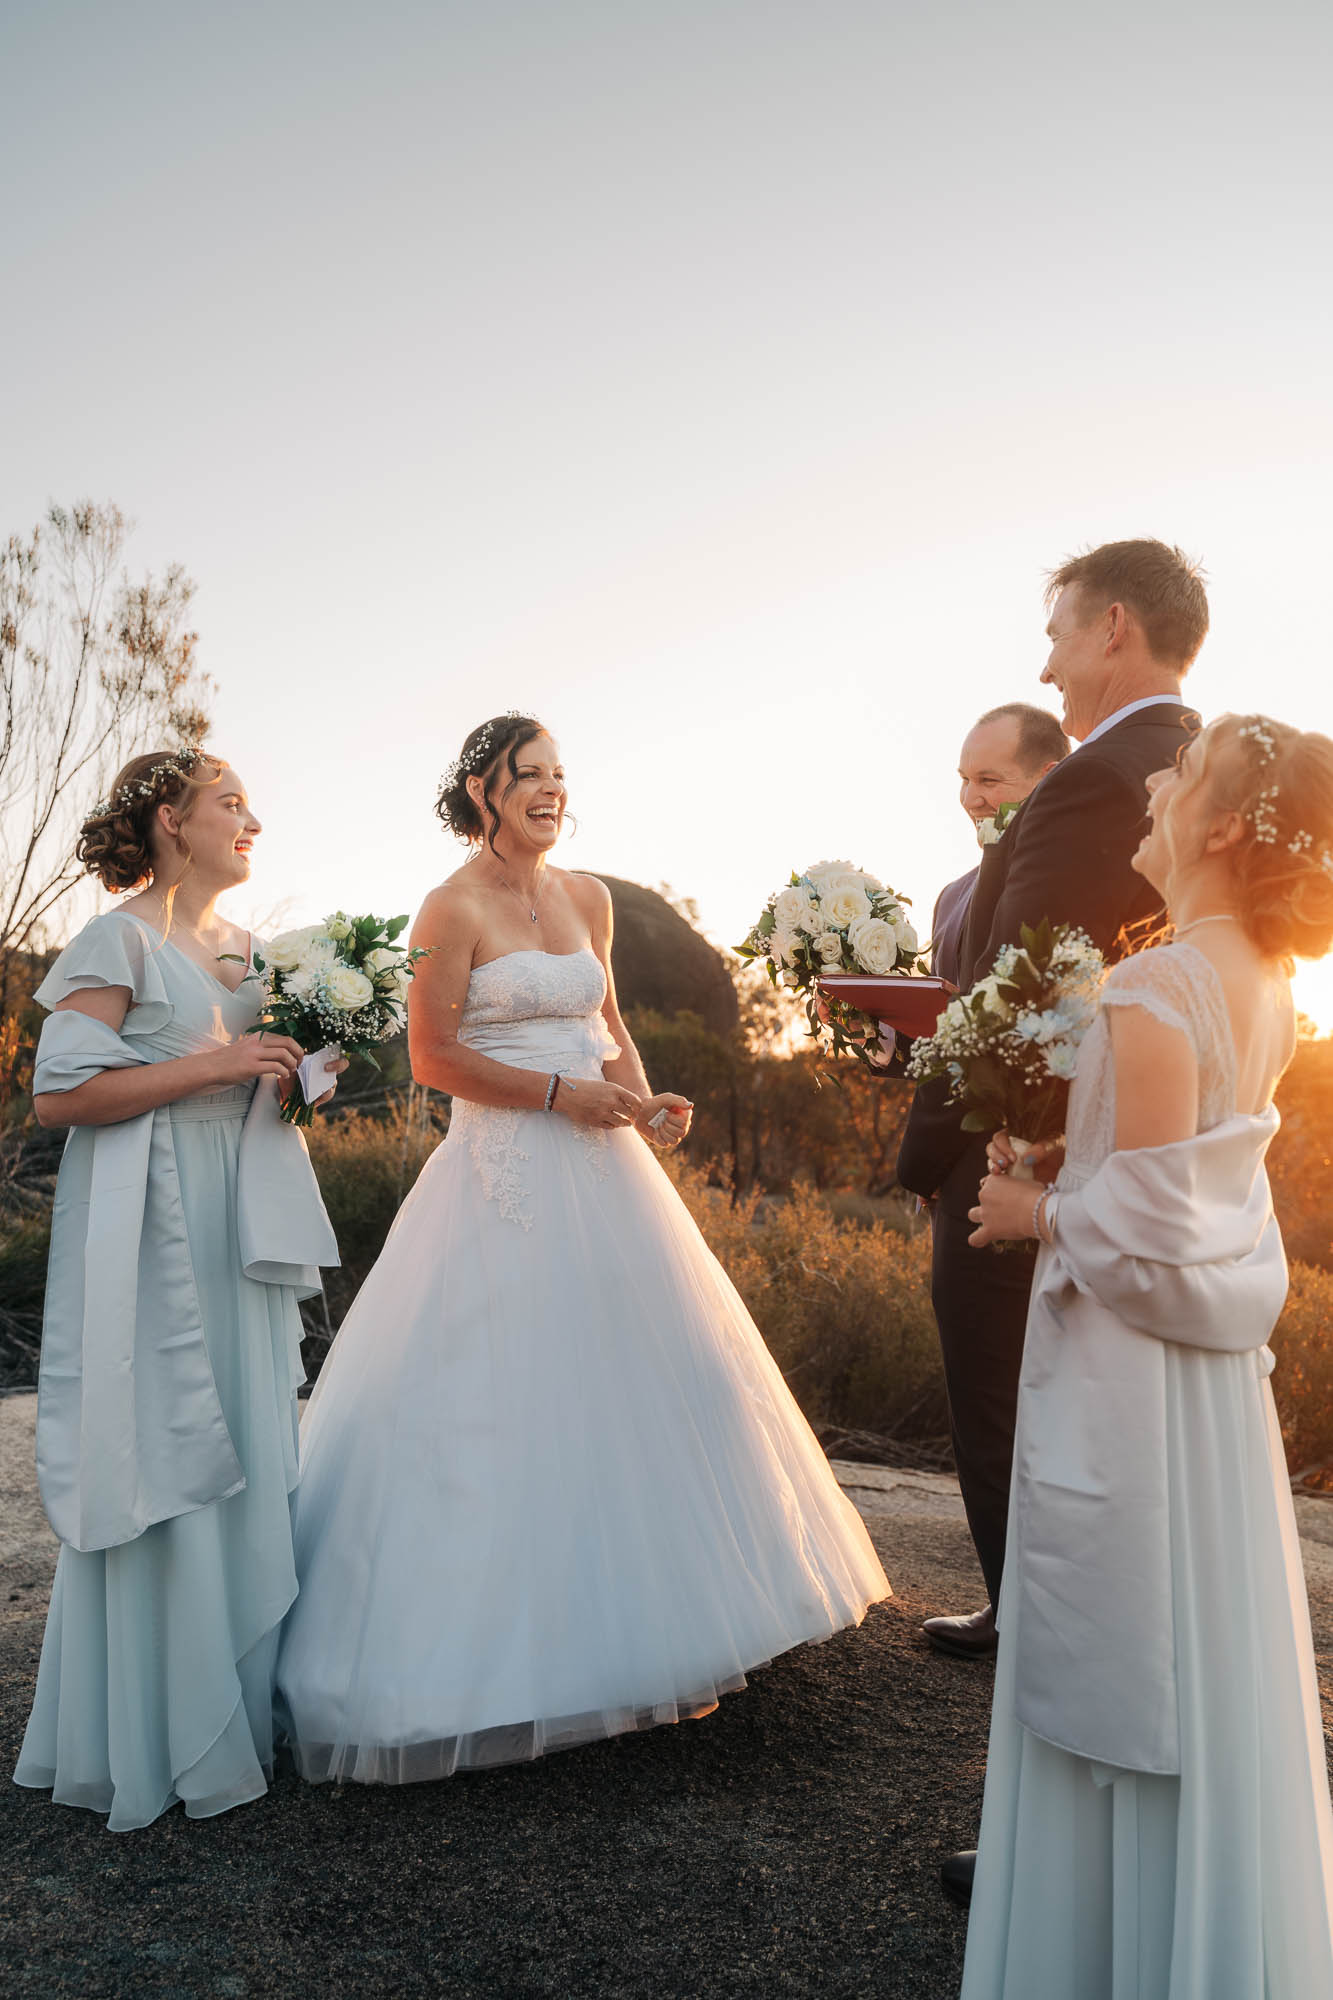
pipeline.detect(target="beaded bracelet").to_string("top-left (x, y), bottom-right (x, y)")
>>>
top-left (544, 1072), bottom-right (560, 1112)
top-left (1032, 1185), bottom-right (1057, 1243)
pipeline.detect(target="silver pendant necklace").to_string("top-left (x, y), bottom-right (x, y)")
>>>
top-left (500, 873), bottom-right (545, 924)
top-left (1172, 913), bottom-right (1241, 940)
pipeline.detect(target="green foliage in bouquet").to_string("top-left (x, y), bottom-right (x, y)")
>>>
top-left (736, 860), bottom-right (927, 1070)
top-left (906, 918), bottom-right (1104, 1143)
top-left (245, 913), bottom-right (432, 1125)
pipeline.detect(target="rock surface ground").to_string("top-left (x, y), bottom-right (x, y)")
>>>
top-left (3, 1391), bottom-right (1332, 2000)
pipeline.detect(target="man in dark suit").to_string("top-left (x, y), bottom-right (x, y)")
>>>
top-left (930, 704), bottom-right (1071, 986)
top-left (898, 540), bottom-right (1206, 1686)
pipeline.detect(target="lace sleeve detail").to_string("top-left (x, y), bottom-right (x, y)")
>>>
top-left (1098, 943), bottom-right (1236, 1126)
top-left (1098, 948), bottom-right (1196, 1040)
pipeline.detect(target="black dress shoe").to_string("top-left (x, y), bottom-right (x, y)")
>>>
top-left (941, 1850), bottom-right (976, 1908)
top-left (921, 1603), bottom-right (998, 1659)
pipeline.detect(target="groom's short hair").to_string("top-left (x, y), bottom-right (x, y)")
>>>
top-left (975, 702), bottom-right (1070, 774)
top-left (1044, 539), bottom-right (1209, 670)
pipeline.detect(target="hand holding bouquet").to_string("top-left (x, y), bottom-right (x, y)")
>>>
top-left (252, 913), bottom-right (431, 1125)
top-left (906, 919), bottom-right (1104, 1171)
top-left (736, 860), bottom-right (926, 1068)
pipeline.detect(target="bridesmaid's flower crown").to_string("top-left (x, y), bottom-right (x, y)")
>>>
top-left (89, 746), bottom-right (208, 821)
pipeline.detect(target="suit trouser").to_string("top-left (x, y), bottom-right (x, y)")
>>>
top-left (929, 1207), bottom-right (1037, 1614)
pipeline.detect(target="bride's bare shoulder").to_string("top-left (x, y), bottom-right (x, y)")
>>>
top-left (560, 869), bottom-right (611, 920)
top-left (412, 872), bottom-right (487, 949)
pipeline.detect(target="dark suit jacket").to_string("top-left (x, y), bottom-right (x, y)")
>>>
top-left (896, 702), bottom-right (1198, 1217)
top-left (930, 866), bottom-right (978, 987)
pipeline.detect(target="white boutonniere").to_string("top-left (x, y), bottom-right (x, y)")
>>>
top-left (976, 800), bottom-right (1022, 848)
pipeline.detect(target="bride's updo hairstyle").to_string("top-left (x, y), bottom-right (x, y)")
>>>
top-left (76, 746), bottom-right (225, 893)
top-left (434, 713), bottom-right (549, 855)
top-left (1193, 714), bottom-right (1333, 963)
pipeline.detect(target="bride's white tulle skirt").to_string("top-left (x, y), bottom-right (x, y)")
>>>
top-left (276, 1103), bottom-right (889, 1784)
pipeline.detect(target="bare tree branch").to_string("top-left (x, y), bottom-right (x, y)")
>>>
top-left (0, 500), bottom-right (213, 1008)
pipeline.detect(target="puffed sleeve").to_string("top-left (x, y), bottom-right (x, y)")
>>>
top-left (34, 912), bottom-right (173, 1036)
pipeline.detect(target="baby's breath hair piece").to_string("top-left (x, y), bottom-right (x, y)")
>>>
top-left (1237, 719), bottom-right (1278, 760)
top-left (1251, 784), bottom-right (1281, 844)
top-left (438, 711), bottom-right (526, 802)
top-left (89, 745), bottom-right (206, 820)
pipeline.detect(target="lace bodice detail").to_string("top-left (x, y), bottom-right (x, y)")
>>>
top-left (460, 948), bottom-right (607, 1032)
top-left (1063, 942), bottom-right (1237, 1185)
top-left (449, 949), bottom-right (616, 1229)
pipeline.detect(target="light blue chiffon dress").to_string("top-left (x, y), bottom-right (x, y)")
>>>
top-left (13, 910), bottom-right (337, 1832)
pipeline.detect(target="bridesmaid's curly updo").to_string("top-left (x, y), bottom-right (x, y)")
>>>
top-left (1196, 714), bottom-right (1333, 963)
top-left (435, 714), bottom-right (549, 854)
top-left (76, 747), bottom-right (225, 892)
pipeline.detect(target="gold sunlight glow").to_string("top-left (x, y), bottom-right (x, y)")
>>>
top-left (1292, 960), bottom-right (1333, 1040)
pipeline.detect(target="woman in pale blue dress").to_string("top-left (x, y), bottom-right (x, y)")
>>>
top-left (14, 748), bottom-right (339, 1831)
top-left (962, 715), bottom-right (1333, 1996)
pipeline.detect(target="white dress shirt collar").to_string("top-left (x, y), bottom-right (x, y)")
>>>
top-left (1076, 693), bottom-right (1185, 751)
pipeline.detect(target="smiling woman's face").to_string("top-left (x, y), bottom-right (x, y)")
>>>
top-left (476, 733), bottom-right (567, 856)
top-left (1133, 725), bottom-right (1235, 897)
top-left (154, 765), bottom-right (261, 887)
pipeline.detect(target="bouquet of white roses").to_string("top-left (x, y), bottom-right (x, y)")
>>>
top-left (251, 913), bottom-right (431, 1125)
top-left (736, 859), bottom-right (927, 1067)
top-left (906, 919), bottom-right (1104, 1170)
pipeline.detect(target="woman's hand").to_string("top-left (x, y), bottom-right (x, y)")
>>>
top-left (968, 1172), bottom-right (1045, 1248)
top-left (310, 1055), bottom-right (350, 1109)
top-left (636, 1093), bottom-right (693, 1149)
top-left (984, 1131), bottom-right (1064, 1183)
top-left (554, 1077), bottom-right (643, 1130)
top-left (214, 1031), bottom-right (305, 1089)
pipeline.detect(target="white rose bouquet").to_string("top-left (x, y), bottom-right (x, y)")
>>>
top-left (905, 919), bottom-right (1104, 1169)
top-left (736, 860), bottom-right (927, 1067)
top-left (249, 912), bottom-right (431, 1125)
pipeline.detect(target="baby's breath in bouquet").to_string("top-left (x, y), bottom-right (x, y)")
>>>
top-left (252, 913), bottom-right (430, 1125)
top-left (736, 860), bottom-right (927, 1067)
top-left (906, 919), bottom-right (1104, 1173)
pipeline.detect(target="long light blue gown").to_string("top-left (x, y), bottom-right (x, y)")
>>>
top-left (13, 910), bottom-right (336, 1832)
top-left (961, 945), bottom-right (1333, 1997)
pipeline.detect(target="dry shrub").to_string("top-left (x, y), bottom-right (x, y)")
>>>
top-left (1272, 1259), bottom-right (1333, 1475)
top-left (662, 1158), bottom-right (945, 1442)
top-left (302, 1094), bottom-right (449, 1371)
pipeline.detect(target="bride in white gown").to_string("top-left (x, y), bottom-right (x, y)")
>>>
top-left (959, 713), bottom-right (1333, 1997)
top-left (277, 715), bottom-right (890, 1782)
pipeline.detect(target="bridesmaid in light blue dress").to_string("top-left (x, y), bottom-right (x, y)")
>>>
top-left (13, 748), bottom-right (339, 1831)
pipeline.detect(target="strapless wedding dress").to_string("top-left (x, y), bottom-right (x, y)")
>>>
top-left (276, 948), bottom-right (889, 1782)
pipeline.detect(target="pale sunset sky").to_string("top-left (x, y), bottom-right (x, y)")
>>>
top-left (5, 3), bottom-right (1332, 1020)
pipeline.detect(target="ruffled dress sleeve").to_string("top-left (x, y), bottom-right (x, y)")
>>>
top-left (33, 911), bottom-right (178, 1097)
top-left (35, 910), bottom-right (173, 1028)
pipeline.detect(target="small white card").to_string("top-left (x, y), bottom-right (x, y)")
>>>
top-left (298, 1044), bottom-right (342, 1105)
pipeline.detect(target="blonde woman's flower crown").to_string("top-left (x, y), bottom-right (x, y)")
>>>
top-left (88, 746), bottom-right (207, 821)
top-left (1235, 716), bottom-right (1332, 872)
